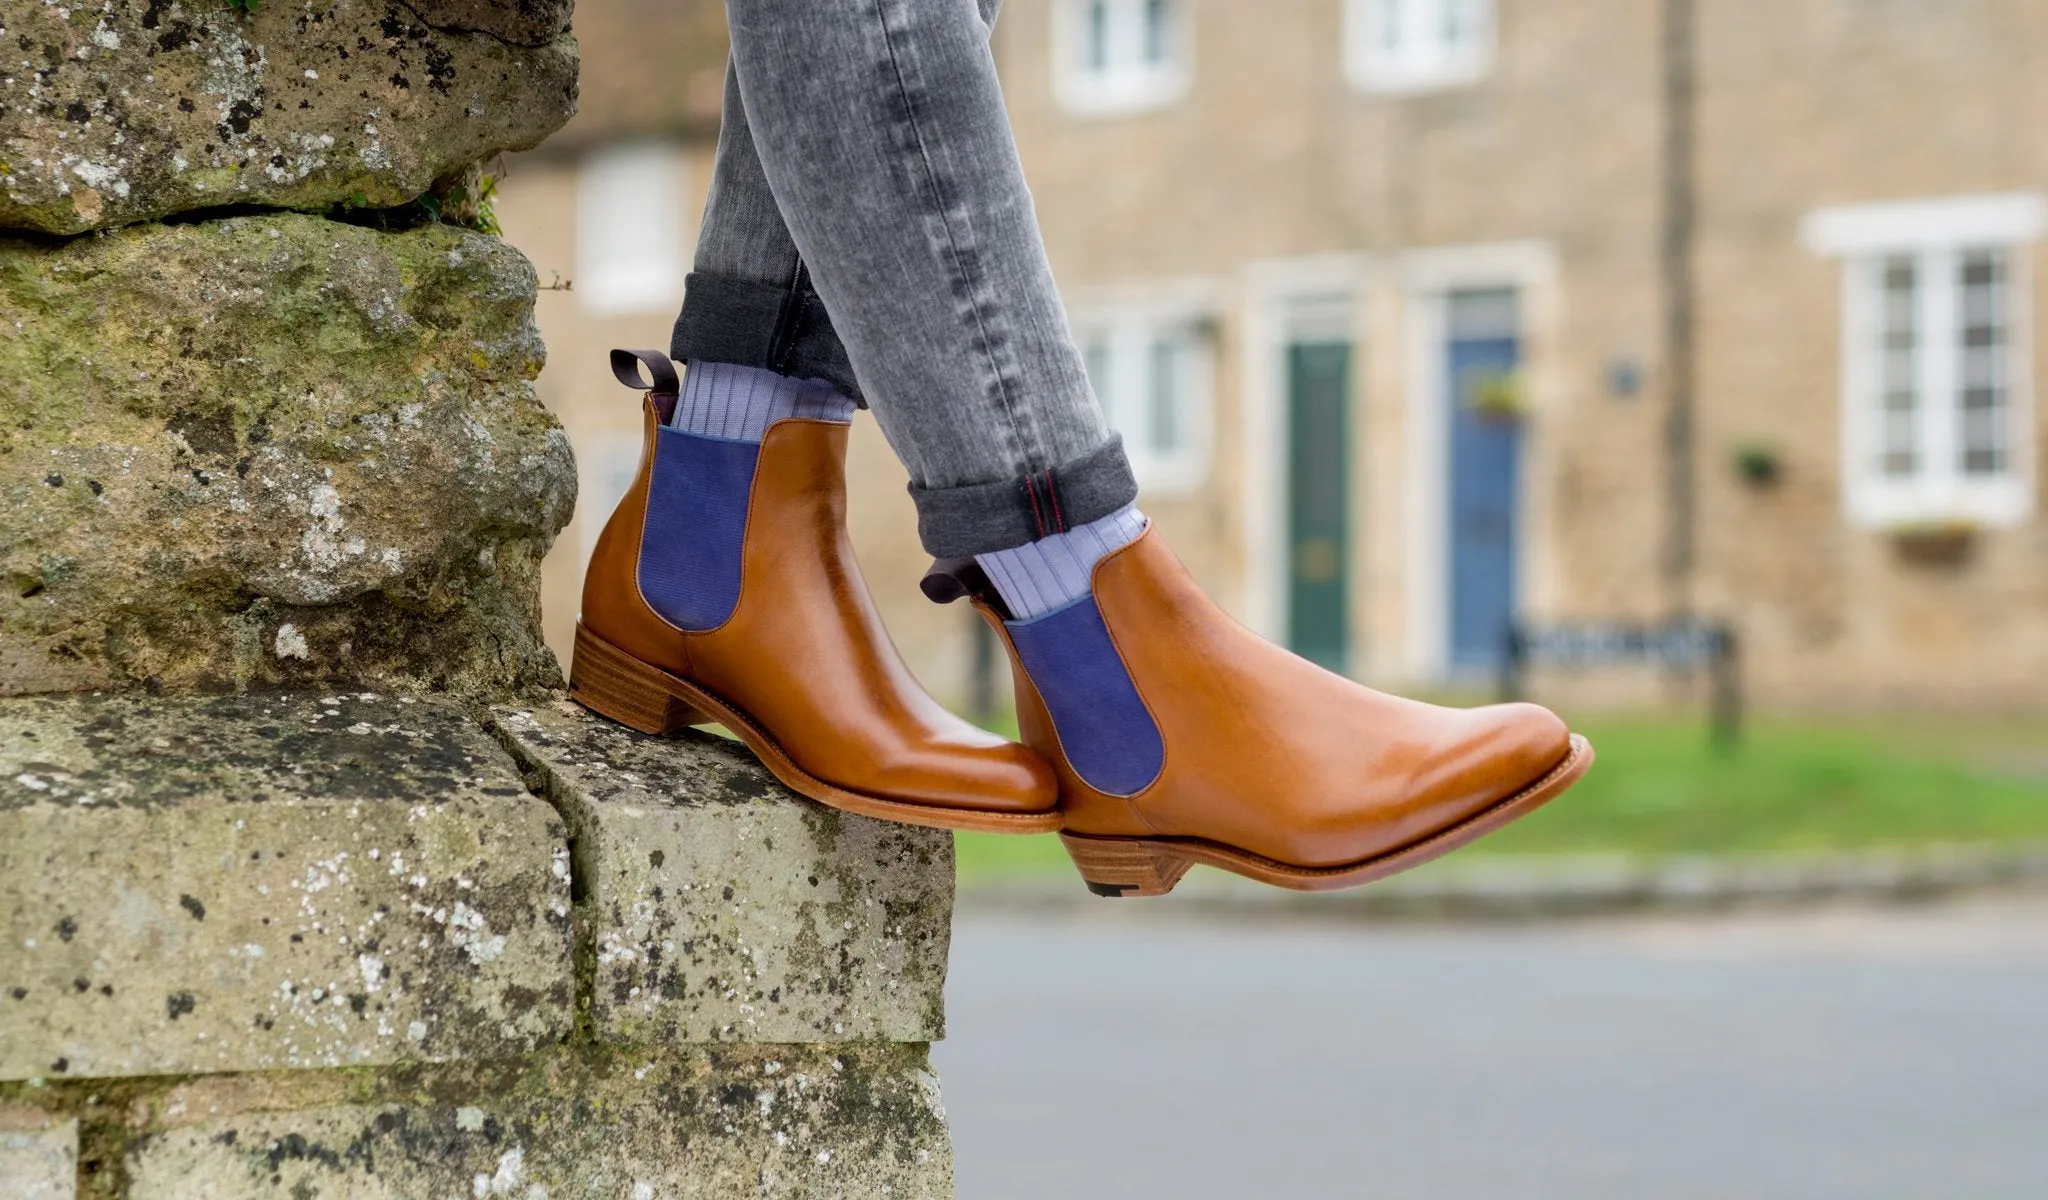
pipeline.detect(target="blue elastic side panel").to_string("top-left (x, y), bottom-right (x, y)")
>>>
top-left (1006, 599), bottom-right (1165, 797)
top-left (637, 428), bottom-right (760, 632)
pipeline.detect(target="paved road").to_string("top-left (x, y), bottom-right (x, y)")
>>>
top-left (933, 896), bottom-right (2048, 1199)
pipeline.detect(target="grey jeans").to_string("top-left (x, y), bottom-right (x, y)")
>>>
top-left (670, 0), bottom-right (1137, 558)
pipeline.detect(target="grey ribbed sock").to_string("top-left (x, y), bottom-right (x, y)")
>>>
top-left (671, 361), bottom-right (855, 440)
top-left (977, 504), bottom-right (1148, 620)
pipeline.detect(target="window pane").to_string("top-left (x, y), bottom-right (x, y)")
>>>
top-left (1957, 249), bottom-right (2009, 476)
top-left (1149, 335), bottom-right (1181, 453)
top-left (1143, 0), bottom-right (1172, 65)
top-left (1085, 0), bottom-right (1111, 71)
top-left (1878, 257), bottom-right (1919, 478)
top-left (1443, 0), bottom-right (1468, 44)
top-left (1379, 0), bottom-right (1402, 52)
top-left (1082, 335), bottom-right (1114, 416)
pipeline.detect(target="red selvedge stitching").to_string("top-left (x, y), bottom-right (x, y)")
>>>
top-left (1023, 474), bottom-right (1047, 539)
top-left (1043, 468), bottom-right (1066, 533)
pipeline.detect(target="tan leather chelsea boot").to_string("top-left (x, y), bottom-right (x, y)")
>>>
top-left (571, 351), bottom-right (1060, 834)
top-left (927, 525), bottom-right (1592, 893)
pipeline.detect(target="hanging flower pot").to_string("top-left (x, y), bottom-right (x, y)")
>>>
top-left (1464, 369), bottom-right (1528, 423)
top-left (1888, 519), bottom-right (1978, 567)
top-left (1732, 442), bottom-right (1783, 488)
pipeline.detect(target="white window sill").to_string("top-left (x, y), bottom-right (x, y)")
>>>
top-left (1346, 59), bottom-right (1491, 96)
top-left (1054, 70), bottom-right (1189, 119)
top-left (1846, 483), bottom-right (2033, 531)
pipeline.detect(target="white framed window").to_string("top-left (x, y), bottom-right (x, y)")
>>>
top-left (1803, 193), bottom-right (2043, 529)
top-left (1075, 310), bottom-right (1214, 494)
top-left (1345, 0), bottom-right (1495, 94)
top-left (574, 142), bottom-right (686, 315)
top-left (1052, 0), bottom-right (1189, 117)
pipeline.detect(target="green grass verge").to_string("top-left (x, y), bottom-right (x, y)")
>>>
top-left (955, 714), bottom-right (2048, 882)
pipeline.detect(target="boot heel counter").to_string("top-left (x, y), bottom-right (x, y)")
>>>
top-left (580, 398), bottom-right (663, 644)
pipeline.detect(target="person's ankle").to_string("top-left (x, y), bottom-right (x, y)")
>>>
top-left (670, 361), bottom-right (854, 442)
top-left (975, 504), bottom-right (1146, 620)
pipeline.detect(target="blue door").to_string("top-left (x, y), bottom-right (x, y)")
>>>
top-left (1445, 290), bottom-right (1522, 674)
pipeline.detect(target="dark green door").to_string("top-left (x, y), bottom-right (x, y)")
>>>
top-left (1286, 342), bottom-right (1352, 672)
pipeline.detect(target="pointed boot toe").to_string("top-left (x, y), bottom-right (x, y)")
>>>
top-left (869, 721), bottom-right (1060, 814)
top-left (1407, 701), bottom-right (1576, 821)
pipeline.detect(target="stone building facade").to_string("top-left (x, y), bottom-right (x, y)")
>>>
top-left (507, 0), bottom-right (2048, 712)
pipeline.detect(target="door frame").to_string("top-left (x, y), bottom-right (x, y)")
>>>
top-left (1241, 256), bottom-right (1371, 663)
top-left (1400, 241), bottom-right (1560, 682)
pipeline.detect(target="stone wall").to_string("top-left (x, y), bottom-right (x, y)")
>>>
top-left (1, 213), bottom-right (576, 699)
top-left (1, 697), bottom-right (955, 1197)
top-left (2, 0), bottom-right (583, 700)
top-left (0, 3), bottom-right (960, 1194)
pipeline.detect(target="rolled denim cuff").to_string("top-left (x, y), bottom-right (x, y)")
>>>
top-left (670, 271), bottom-right (864, 404)
top-left (910, 436), bottom-right (1140, 558)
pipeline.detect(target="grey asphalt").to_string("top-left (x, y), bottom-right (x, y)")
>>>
top-left (933, 895), bottom-right (2048, 1199)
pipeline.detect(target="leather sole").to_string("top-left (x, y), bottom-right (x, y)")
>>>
top-left (568, 622), bottom-right (1064, 835)
top-left (1060, 733), bottom-right (1595, 896)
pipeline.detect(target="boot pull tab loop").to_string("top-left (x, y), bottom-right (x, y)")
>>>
top-left (610, 348), bottom-right (680, 395)
top-left (921, 558), bottom-right (1014, 621)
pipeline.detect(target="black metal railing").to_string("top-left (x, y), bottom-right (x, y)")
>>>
top-left (1500, 617), bottom-right (1741, 751)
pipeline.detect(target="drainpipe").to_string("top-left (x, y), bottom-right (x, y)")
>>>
top-left (1660, 0), bottom-right (1699, 611)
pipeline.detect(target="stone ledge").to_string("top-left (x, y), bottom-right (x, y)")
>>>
top-left (0, 692), bottom-right (574, 1082)
top-left (1, 691), bottom-right (961, 1194)
top-left (493, 702), bottom-right (955, 1045)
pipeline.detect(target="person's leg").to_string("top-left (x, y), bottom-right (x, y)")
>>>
top-left (706, 0), bottom-right (1588, 894)
top-left (595, 0), bottom-right (1590, 893)
top-left (669, 57), bottom-right (863, 416)
top-left (711, 0), bottom-right (1138, 564)
top-left (568, 8), bottom-right (1060, 832)
top-left (670, 0), bottom-right (1142, 617)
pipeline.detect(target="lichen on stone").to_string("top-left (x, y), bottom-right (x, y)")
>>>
top-left (491, 703), bottom-right (956, 1047)
top-left (0, 214), bottom-right (575, 699)
top-left (0, 0), bottom-right (578, 235)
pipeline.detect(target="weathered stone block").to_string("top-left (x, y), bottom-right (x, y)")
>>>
top-left (0, 213), bottom-right (575, 699)
top-left (408, 0), bottom-right (575, 46)
top-left (0, 0), bottom-right (578, 235)
top-left (0, 692), bottom-right (573, 1082)
top-left (113, 1045), bottom-right (949, 1199)
top-left (0, 1105), bottom-right (76, 1200)
top-left (494, 703), bottom-right (955, 1045)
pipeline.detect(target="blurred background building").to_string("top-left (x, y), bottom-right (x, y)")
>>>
top-left (498, 0), bottom-right (2048, 713)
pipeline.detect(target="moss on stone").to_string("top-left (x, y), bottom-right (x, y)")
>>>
top-left (0, 214), bottom-right (574, 700)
